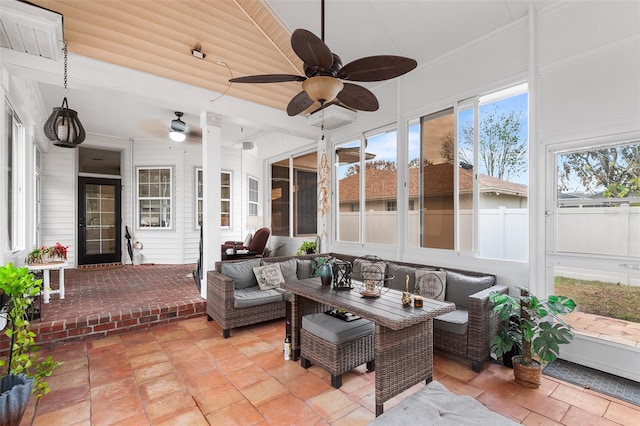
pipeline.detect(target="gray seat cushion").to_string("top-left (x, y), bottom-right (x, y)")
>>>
top-left (233, 286), bottom-right (283, 308)
top-left (369, 381), bottom-right (519, 425)
top-left (302, 313), bottom-right (374, 345)
top-left (434, 309), bottom-right (468, 335)
top-left (221, 258), bottom-right (262, 289)
top-left (386, 263), bottom-right (422, 292)
top-left (445, 270), bottom-right (495, 309)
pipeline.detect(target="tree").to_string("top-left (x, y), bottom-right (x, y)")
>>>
top-left (345, 160), bottom-right (397, 177)
top-left (457, 108), bottom-right (527, 181)
top-left (558, 144), bottom-right (640, 198)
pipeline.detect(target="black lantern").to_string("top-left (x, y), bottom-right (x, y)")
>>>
top-left (43, 41), bottom-right (85, 148)
top-left (332, 260), bottom-right (352, 291)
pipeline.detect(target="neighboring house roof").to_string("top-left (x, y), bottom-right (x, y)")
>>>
top-left (339, 163), bottom-right (528, 202)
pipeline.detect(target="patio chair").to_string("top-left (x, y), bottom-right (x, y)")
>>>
top-left (221, 227), bottom-right (271, 258)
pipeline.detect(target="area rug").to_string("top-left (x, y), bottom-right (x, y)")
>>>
top-left (543, 359), bottom-right (640, 406)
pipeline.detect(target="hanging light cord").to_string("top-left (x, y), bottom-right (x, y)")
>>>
top-left (210, 60), bottom-right (233, 103)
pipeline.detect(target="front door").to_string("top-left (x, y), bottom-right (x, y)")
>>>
top-left (78, 177), bottom-right (122, 265)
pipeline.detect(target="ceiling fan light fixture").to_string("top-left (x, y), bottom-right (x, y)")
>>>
top-left (169, 111), bottom-right (187, 142)
top-left (302, 76), bottom-right (344, 104)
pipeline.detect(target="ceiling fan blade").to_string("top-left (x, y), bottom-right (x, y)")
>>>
top-left (229, 74), bottom-right (306, 84)
top-left (287, 91), bottom-right (314, 116)
top-left (337, 55), bottom-right (417, 82)
top-left (336, 83), bottom-right (379, 112)
top-left (291, 29), bottom-right (333, 70)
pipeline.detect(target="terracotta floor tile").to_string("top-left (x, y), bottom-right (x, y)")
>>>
top-left (35, 385), bottom-right (90, 415)
top-left (251, 348), bottom-right (289, 370)
top-left (438, 375), bottom-right (484, 398)
top-left (49, 356), bottom-right (88, 375)
top-left (43, 369), bottom-right (89, 392)
top-left (307, 388), bottom-right (355, 419)
top-left (604, 401), bottom-right (640, 426)
top-left (124, 340), bottom-right (163, 358)
top-left (225, 362), bottom-right (271, 389)
top-left (267, 358), bottom-right (311, 383)
top-left (193, 383), bottom-right (246, 415)
top-left (144, 389), bottom-right (197, 422)
top-left (90, 377), bottom-right (138, 402)
top-left (88, 364), bottom-right (134, 387)
top-left (183, 368), bottom-right (229, 395)
top-left (31, 400), bottom-right (91, 426)
top-left (259, 393), bottom-right (318, 425)
top-left (138, 373), bottom-right (185, 401)
top-left (153, 407), bottom-right (209, 426)
top-left (521, 411), bottom-right (564, 425)
top-left (433, 355), bottom-right (478, 382)
top-left (206, 399), bottom-right (266, 426)
top-left (128, 350), bottom-right (170, 369)
top-left (561, 406), bottom-right (620, 426)
top-left (107, 413), bottom-right (150, 426)
top-left (236, 339), bottom-right (276, 357)
top-left (511, 388), bottom-right (570, 422)
top-left (286, 370), bottom-right (334, 400)
top-left (241, 376), bottom-right (290, 407)
top-left (89, 353), bottom-right (127, 372)
top-left (476, 390), bottom-right (531, 422)
top-left (215, 352), bottom-right (254, 374)
top-left (550, 383), bottom-right (611, 416)
top-left (330, 406), bottom-right (374, 426)
top-left (133, 360), bottom-right (175, 383)
top-left (91, 393), bottom-right (146, 425)
top-left (206, 342), bottom-right (244, 361)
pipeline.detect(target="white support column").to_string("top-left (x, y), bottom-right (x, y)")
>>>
top-left (201, 111), bottom-right (222, 299)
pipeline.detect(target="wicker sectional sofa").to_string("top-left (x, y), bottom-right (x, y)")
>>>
top-left (206, 252), bottom-right (507, 371)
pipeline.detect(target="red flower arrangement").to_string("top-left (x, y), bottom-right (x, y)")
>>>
top-left (47, 242), bottom-right (69, 260)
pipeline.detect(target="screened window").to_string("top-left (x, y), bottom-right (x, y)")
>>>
top-left (195, 168), bottom-right (203, 227)
top-left (221, 171), bottom-right (231, 228)
top-left (248, 176), bottom-right (259, 216)
top-left (336, 140), bottom-right (361, 242)
top-left (270, 152), bottom-right (317, 237)
top-left (137, 167), bottom-right (172, 228)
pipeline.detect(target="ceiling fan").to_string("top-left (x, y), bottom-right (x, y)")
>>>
top-left (138, 111), bottom-right (202, 142)
top-left (229, 0), bottom-right (417, 117)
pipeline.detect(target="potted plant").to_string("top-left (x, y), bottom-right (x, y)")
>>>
top-left (296, 241), bottom-right (316, 255)
top-left (25, 243), bottom-right (69, 265)
top-left (489, 287), bottom-right (576, 388)
top-left (0, 263), bottom-right (61, 425)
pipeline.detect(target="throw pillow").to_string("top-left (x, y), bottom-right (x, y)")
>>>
top-left (296, 259), bottom-right (312, 279)
top-left (311, 256), bottom-right (333, 277)
top-left (445, 270), bottom-right (495, 309)
top-left (220, 258), bottom-right (262, 289)
top-left (253, 263), bottom-right (285, 290)
top-left (415, 269), bottom-right (447, 301)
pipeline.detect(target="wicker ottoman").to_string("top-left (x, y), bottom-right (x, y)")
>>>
top-left (300, 312), bottom-right (375, 388)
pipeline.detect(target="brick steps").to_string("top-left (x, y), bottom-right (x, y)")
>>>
top-left (30, 300), bottom-right (206, 351)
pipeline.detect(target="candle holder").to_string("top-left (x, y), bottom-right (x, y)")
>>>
top-left (352, 255), bottom-right (389, 298)
top-left (332, 260), bottom-right (352, 291)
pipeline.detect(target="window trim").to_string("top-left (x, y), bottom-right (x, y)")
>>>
top-left (248, 175), bottom-right (259, 217)
top-left (221, 170), bottom-right (232, 229)
top-left (195, 167), bottom-right (203, 229)
top-left (4, 99), bottom-right (25, 252)
top-left (136, 166), bottom-right (173, 230)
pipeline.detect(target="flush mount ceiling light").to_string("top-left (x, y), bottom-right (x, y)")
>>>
top-left (43, 41), bottom-right (86, 148)
top-left (169, 111), bottom-right (187, 142)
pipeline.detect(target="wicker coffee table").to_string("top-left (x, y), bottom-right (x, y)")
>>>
top-left (281, 278), bottom-right (455, 416)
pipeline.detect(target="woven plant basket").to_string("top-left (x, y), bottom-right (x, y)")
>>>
top-left (0, 374), bottom-right (34, 426)
top-left (512, 356), bottom-right (541, 388)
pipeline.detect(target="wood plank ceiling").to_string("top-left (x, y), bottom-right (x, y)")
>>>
top-left (29, 0), bottom-right (304, 112)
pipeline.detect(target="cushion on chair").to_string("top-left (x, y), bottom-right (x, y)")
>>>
top-left (445, 270), bottom-right (495, 309)
top-left (302, 313), bottom-right (374, 345)
top-left (434, 309), bottom-right (468, 335)
top-left (415, 270), bottom-right (447, 301)
top-left (296, 259), bottom-right (312, 279)
top-left (386, 263), bottom-right (422, 292)
top-left (221, 258), bottom-right (262, 289)
top-left (234, 286), bottom-right (284, 308)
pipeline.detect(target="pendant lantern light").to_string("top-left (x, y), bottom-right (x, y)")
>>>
top-left (43, 41), bottom-right (86, 148)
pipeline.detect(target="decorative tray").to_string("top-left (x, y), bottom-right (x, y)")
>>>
top-left (325, 309), bottom-right (361, 322)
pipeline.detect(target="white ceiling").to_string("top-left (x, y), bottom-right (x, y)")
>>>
top-left (5, 1), bottom-right (549, 147)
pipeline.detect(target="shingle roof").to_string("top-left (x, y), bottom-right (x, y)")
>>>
top-left (338, 163), bottom-right (528, 202)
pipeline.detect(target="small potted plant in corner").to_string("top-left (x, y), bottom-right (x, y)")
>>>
top-left (0, 263), bottom-right (62, 425)
top-left (296, 240), bottom-right (316, 255)
top-left (489, 287), bottom-right (576, 389)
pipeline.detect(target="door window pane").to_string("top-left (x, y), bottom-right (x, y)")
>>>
top-left (271, 161), bottom-right (289, 236)
top-left (365, 128), bottom-right (397, 244)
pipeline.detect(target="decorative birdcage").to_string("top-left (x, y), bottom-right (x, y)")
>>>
top-left (352, 255), bottom-right (389, 298)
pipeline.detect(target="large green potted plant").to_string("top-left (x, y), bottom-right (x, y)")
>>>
top-left (489, 287), bottom-right (576, 388)
top-left (0, 263), bottom-right (61, 426)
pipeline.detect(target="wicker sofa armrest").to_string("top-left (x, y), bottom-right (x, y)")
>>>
top-left (466, 284), bottom-right (508, 368)
top-left (207, 270), bottom-right (236, 311)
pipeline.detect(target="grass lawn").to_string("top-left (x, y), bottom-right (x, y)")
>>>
top-left (555, 276), bottom-right (640, 323)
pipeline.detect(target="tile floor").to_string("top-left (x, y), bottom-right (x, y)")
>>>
top-left (20, 317), bottom-right (640, 426)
